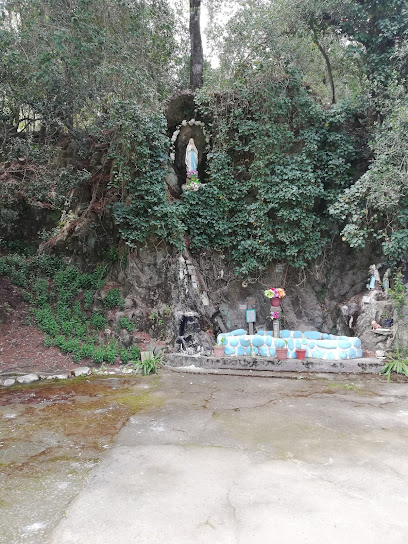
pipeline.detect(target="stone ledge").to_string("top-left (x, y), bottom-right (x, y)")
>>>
top-left (165, 354), bottom-right (384, 374)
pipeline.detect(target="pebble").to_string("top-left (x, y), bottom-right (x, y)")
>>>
top-left (16, 374), bottom-right (40, 384)
top-left (2, 378), bottom-right (16, 387)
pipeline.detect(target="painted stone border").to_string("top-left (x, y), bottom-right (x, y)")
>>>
top-left (216, 330), bottom-right (363, 360)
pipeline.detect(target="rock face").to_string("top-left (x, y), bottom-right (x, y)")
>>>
top-left (107, 240), bottom-right (392, 355)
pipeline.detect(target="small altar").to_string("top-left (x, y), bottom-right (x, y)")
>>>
top-left (216, 329), bottom-right (363, 360)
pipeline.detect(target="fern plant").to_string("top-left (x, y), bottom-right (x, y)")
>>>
top-left (380, 347), bottom-right (408, 382)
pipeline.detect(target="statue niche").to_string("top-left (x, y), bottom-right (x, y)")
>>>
top-left (174, 123), bottom-right (206, 190)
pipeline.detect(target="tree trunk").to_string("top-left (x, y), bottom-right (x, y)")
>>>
top-left (313, 33), bottom-right (336, 105)
top-left (189, 0), bottom-right (203, 90)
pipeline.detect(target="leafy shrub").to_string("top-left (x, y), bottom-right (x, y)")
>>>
top-left (92, 345), bottom-right (105, 364)
top-left (104, 288), bottom-right (124, 309)
top-left (0, 258), bottom-right (10, 276)
top-left (33, 278), bottom-right (49, 307)
top-left (118, 316), bottom-right (135, 333)
top-left (65, 338), bottom-right (81, 354)
top-left (91, 312), bottom-right (107, 330)
top-left (129, 344), bottom-right (141, 361)
top-left (104, 341), bottom-right (119, 364)
top-left (120, 347), bottom-right (130, 364)
top-left (35, 306), bottom-right (60, 336)
top-left (2, 253), bottom-right (125, 365)
top-left (78, 343), bottom-right (95, 359)
top-left (388, 270), bottom-right (406, 318)
top-left (30, 255), bottom-right (62, 276)
top-left (53, 335), bottom-right (67, 350)
top-left (83, 290), bottom-right (94, 310)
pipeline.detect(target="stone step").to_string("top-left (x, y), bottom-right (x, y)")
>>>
top-left (165, 354), bottom-right (384, 374)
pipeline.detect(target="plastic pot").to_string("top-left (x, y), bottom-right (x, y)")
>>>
top-left (213, 345), bottom-right (225, 357)
top-left (276, 348), bottom-right (287, 360)
top-left (296, 349), bottom-right (307, 360)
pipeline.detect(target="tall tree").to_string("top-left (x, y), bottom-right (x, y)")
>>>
top-left (189, 0), bottom-right (204, 89)
top-left (0, 0), bottom-right (177, 140)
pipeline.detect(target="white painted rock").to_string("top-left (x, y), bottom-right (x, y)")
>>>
top-left (73, 367), bottom-right (91, 377)
top-left (122, 367), bottom-right (134, 374)
top-left (57, 374), bottom-right (69, 380)
top-left (2, 378), bottom-right (16, 387)
top-left (17, 374), bottom-right (39, 384)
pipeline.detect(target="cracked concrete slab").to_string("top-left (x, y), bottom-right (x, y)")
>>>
top-left (50, 372), bottom-right (408, 544)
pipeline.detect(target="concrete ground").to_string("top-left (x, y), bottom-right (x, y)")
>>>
top-left (50, 371), bottom-right (408, 544)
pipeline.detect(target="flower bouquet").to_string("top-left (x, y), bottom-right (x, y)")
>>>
top-left (185, 170), bottom-right (200, 191)
top-left (264, 287), bottom-right (286, 307)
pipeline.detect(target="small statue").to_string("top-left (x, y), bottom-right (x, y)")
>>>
top-left (368, 264), bottom-right (380, 290)
top-left (371, 320), bottom-right (381, 330)
top-left (185, 138), bottom-right (198, 173)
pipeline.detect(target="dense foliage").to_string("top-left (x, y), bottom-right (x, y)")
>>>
top-left (179, 71), bottom-right (357, 275)
top-left (0, 253), bottom-right (142, 365)
top-left (0, 0), bottom-right (407, 276)
top-left (108, 102), bottom-right (183, 248)
top-left (0, 0), bottom-right (176, 137)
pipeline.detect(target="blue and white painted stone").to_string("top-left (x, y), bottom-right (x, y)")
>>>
top-left (216, 330), bottom-right (362, 360)
top-left (232, 329), bottom-right (247, 336)
top-left (317, 341), bottom-right (337, 349)
top-left (305, 331), bottom-right (320, 340)
top-left (252, 336), bottom-right (264, 347)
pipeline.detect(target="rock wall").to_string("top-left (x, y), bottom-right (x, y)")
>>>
top-left (107, 240), bottom-right (393, 355)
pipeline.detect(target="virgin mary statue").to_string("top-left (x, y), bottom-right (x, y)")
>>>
top-left (185, 138), bottom-right (198, 173)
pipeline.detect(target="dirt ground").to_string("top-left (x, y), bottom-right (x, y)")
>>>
top-left (0, 276), bottom-right (76, 375)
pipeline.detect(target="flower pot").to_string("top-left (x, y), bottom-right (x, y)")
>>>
top-left (296, 349), bottom-right (306, 360)
top-left (213, 345), bottom-right (225, 357)
top-left (275, 348), bottom-right (287, 360)
top-left (270, 298), bottom-right (281, 307)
